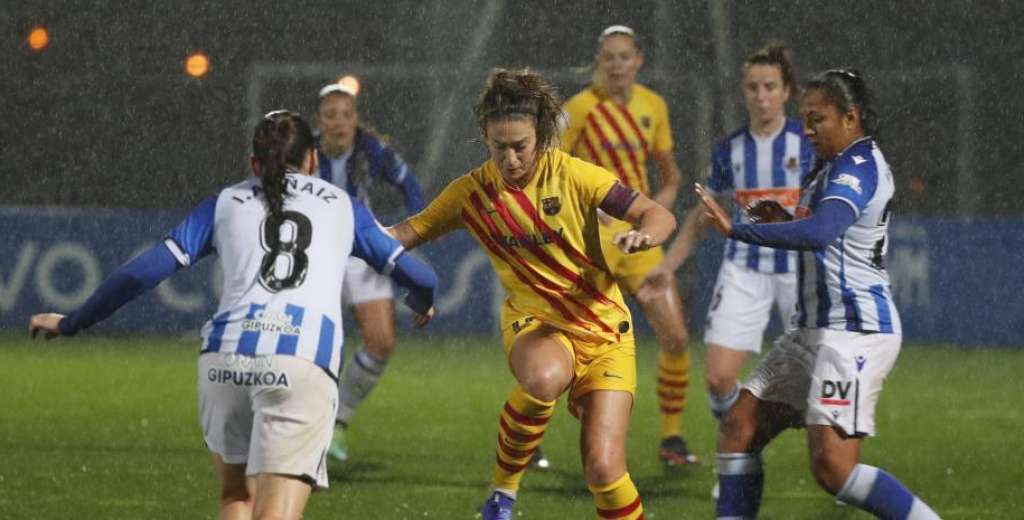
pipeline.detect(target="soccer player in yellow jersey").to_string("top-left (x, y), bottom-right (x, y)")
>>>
top-left (560, 25), bottom-right (696, 466)
top-left (389, 68), bottom-right (676, 520)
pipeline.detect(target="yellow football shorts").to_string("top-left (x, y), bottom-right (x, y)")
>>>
top-left (501, 311), bottom-right (637, 418)
top-left (599, 218), bottom-right (664, 295)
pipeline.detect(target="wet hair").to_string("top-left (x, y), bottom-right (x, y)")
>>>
top-left (805, 68), bottom-right (880, 136)
top-left (475, 68), bottom-right (562, 151)
top-left (251, 110), bottom-right (315, 253)
top-left (744, 41), bottom-right (797, 92)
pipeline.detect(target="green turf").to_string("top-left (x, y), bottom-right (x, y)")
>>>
top-left (1, 333), bottom-right (1022, 519)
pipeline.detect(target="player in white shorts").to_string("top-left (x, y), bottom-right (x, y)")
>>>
top-left (698, 69), bottom-right (940, 519)
top-left (640, 43), bottom-right (813, 422)
top-left (314, 80), bottom-right (427, 461)
top-left (29, 110), bottom-right (437, 520)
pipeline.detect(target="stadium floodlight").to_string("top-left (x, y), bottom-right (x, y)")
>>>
top-left (27, 26), bottom-right (49, 52)
top-left (336, 74), bottom-right (361, 96)
top-left (185, 52), bottom-right (211, 78)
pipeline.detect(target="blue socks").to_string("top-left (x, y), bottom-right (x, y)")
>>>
top-left (716, 453), bottom-right (763, 519)
top-left (837, 464), bottom-right (940, 519)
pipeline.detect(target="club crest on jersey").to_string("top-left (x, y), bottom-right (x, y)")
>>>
top-left (640, 115), bottom-right (651, 129)
top-left (832, 173), bottom-right (862, 194)
top-left (542, 196), bottom-right (561, 216)
top-left (733, 163), bottom-right (742, 175)
top-left (786, 156), bottom-right (799, 171)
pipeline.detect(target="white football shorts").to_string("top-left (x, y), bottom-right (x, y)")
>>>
top-left (342, 257), bottom-right (395, 306)
top-left (198, 353), bottom-right (338, 488)
top-left (704, 261), bottom-right (798, 353)
top-left (743, 328), bottom-right (901, 437)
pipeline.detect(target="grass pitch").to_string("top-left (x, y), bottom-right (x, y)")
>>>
top-left (1, 333), bottom-right (1022, 518)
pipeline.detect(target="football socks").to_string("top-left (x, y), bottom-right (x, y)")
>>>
top-left (657, 350), bottom-right (690, 438)
top-left (709, 385), bottom-right (740, 421)
top-left (336, 349), bottom-right (387, 424)
top-left (716, 452), bottom-right (764, 519)
top-left (491, 385), bottom-right (555, 494)
top-left (590, 472), bottom-right (644, 519)
top-left (837, 464), bottom-right (941, 519)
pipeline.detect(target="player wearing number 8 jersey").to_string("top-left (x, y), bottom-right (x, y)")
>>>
top-left (390, 68), bottom-right (676, 520)
top-left (28, 111), bottom-right (436, 520)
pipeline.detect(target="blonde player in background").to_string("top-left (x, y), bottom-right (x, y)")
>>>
top-left (388, 68), bottom-right (675, 520)
top-left (560, 25), bottom-right (696, 466)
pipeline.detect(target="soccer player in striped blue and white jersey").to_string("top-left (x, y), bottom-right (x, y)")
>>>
top-left (698, 70), bottom-right (940, 519)
top-left (641, 43), bottom-right (814, 427)
top-left (28, 110), bottom-right (436, 520)
top-left (314, 81), bottom-right (427, 462)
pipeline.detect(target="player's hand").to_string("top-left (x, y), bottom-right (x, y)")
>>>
top-left (613, 230), bottom-right (653, 254)
top-left (413, 307), bottom-right (434, 328)
top-left (695, 183), bottom-right (732, 236)
top-left (745, 200), bottom-right (793, 224)
top-left (28, 313), bottom-right (65, 340)
top-left (636, 264), bottom-right (673, 304)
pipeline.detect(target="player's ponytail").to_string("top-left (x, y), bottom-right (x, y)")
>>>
top-left (806, 69), bottom-right (880, 137)
top-left (475, 68), bottom-right (562, 152)
top-left (744, 41), bottom-right (798, 95)
top-left (251, 110), bottom-right (315, 255)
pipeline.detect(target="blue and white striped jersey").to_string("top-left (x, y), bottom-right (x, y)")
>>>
top-left (707, 118), bottom-right (814, 273)
top-left (163, 173), bottom-right (404, 377)
top-left (316, 128), bottom-right (425, 215)
top-left (796, 137), bottom-right (901, 334)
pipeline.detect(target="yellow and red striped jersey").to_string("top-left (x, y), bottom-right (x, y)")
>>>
top-left (408, 149), bottom-right (632, 343)
top-left (560, 84), bottom-right (673, 196)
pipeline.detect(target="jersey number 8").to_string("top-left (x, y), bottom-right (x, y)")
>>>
top-left (259, 211), bottom-right (312, 292)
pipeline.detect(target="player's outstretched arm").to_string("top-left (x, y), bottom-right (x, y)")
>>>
top-left (698, 183), bottom-right (857, 251)
top-left (27, 243), bottom-right (182, 339)
top-left (388, 252), bottom-right (437, 328)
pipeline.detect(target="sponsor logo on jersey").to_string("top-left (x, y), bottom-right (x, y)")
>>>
top-left (491, 227), bottom-right (565, 249)
top-left (242, 310), bottom-right (302, 335)
top-left (852, 155), bottom-right (867, 165)
top-left (542, 197), bottom-right (561, 216)
top-left (832, 173), bottom-right (862, 194)
top-left (208, 368), bottom-right (291, 387)
top-left (820, 379), bottom-right (853, 406)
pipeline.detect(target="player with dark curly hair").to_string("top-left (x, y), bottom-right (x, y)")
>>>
top-left (389, 68), bottom-right (675, 520)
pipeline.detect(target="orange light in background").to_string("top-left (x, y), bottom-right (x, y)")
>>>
top-left (27, 26), bottom-right (49, 52)
top-left (336, 75), bottom-right (361, 96)
top-left (185, 52), bottom-right (211, 78)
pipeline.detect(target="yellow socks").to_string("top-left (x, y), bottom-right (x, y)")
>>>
top-left (491, 385), bottom-right (555, 494)
top-left (590, 472), bottom-right (644, 519)
top-left (657, 350), bottom-right (690, 438)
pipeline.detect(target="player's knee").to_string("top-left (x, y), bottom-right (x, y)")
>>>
top-left (519, 364), bottom-right (571, 402)
top-left (582, 451), bottom-right (625, 487)
top-left (808, 450), bottom-right (853, 495)
top-left (704, 368), bottom-right (737, 397)
top-left (661, 327), bottom-right (689, 354)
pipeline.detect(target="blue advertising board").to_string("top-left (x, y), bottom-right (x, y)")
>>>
top-left (1, 207), bottom-right (1021, 347)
